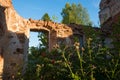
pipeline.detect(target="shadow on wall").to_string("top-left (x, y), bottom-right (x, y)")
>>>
top-left (0, 5), bottom-right (6, 79)
top-left (0, 5), bottom-right (28, 80)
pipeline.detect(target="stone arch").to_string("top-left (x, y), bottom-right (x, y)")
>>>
top-left (30, 29), bottom-right (50, 51)
top-left (28, 19), bottom-right (74, 51)
top-left (0, 0), bottom-right (75, 79)
top-left (29, 20), bottom-right (58, 51)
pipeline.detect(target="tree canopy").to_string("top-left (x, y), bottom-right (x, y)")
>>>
top-left (41, 13), bottom-right (51, 21)
top-left (61, 3), bottom-right (92, 25)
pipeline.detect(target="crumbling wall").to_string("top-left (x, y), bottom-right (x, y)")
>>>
top-left (0, 0), bottom-right (84, 79)
top-left (0, 0), bottom-right (28, 79)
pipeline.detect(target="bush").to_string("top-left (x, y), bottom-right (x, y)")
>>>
top-left (20, 38), bottom-right (120, 80)
top-left (20, 22), bottom-right (120, 80)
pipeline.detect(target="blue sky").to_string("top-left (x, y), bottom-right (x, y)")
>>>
top-left (12, 0), bottom-right (100, 47)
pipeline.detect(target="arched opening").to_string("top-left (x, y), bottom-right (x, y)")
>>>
top-left (29, 29), bottom-right (50, 54)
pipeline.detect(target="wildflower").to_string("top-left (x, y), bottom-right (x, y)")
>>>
top-left (36, 64), bottom-right (41, 67)
top-left (98, 44), bottom-right (102, 47)
top-left (87, 38), bottom-right (92, 48)
top-left (41, 64), bottom-right (44, 67)
top-left (92, 65), bottom-right (96, 69)
top-left (81, 47), bottom-right (85, 51)
top-left (11, 74), bottom-right (15, 79)
top-left (88, 38), bottom-right (93, 41)
top-left (74, 42), bottom-right (80, 50)
top-left (53, 44), bottom-right (60, 49)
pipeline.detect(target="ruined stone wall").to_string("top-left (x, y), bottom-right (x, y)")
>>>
top-left (99, 0), bottom-right (120, 34)
top-left (99, 0), bottom-right (120, 27)
top-left (0, 0), bottom-right (118, 79)
top-left (99, 0), bottom-right (120, 48)
top-left (28, 19), bottom-right (75, 50)
top-left (0, 0), bottom-right (84, 79)
top-left (0, 0), bottom-right (29, 79)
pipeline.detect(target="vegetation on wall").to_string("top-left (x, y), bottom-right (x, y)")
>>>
top-left (41, 13), bottom-right (51, 21)
top-left (21, 38), bottom-right (120, 80)
top-left (111, 20), bottom-right (120, 53)
top-left (21, 3), bottom-right (120, 80)
top-left (19, 21), bottom-right (120, 80)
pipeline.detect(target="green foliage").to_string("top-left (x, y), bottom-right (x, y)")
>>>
top-left (111, 20), bottom-right (120, 53)
top-left (23, 47), bottom-right (72, 80)
top-left (61, 3), bottom-right (92, 25)
top-left (83, 26), bottom-right (100, 39)
top-left (20, 20), bottom-right (120, 80)
top-left (21, 38), bottom-right (120, 80)
top-left (38, 32), bottom-right (48, 49)
top-left (52, 15), bottom-right (58, 22)
top-left (41, 13), bottom-right (51, 21)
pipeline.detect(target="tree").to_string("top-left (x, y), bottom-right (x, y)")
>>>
top-left (41, 13), bottom-right (51, 21)
top-left (52, 15), bottom-right (58, 22)
top-left (36, 13), bottom-right (51, 50)
top-left (38, 32), bottom-right (48, 49)
top-left (61, 3), bottom-right (92, 25)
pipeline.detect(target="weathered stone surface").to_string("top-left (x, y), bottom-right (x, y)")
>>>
top-left (0, 0), bottom-right (84, 79)
top-left (99, 0), bottom-right (120, 48)
top-left (1, 0), bottom-right (119, 79)
top-left (99, 0), bottom-right (120, 26)
top-left (99, 0), bottom-right (120, 31)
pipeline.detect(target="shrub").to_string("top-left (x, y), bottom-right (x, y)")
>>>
top-left (20, 39), bottom-right (120, 80)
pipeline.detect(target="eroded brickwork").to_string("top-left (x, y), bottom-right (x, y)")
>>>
top-left (1, 0), bottom-right (118, 79)
top-left (99, 0), bottom-right (120, 49)
top-left (0, 0), bottom-right (83, 79)
top-left (99, 0), bottom-right (120, 28)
